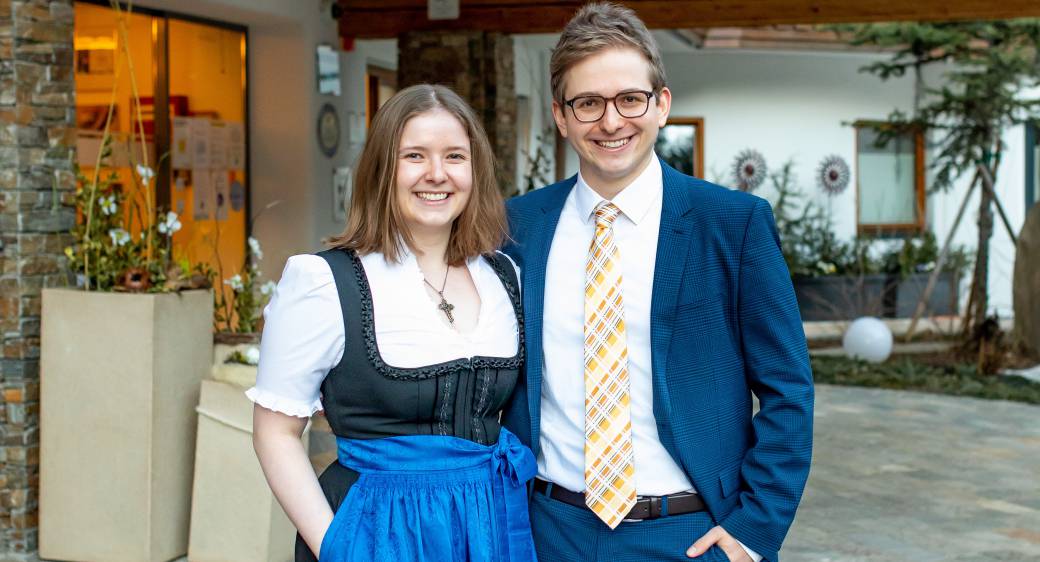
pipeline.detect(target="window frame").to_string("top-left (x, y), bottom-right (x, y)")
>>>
top-left (854, 120), bottom-right (926, 236)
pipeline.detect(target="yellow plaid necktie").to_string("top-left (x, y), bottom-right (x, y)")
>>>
top-left (584, 201), bottom-right (636, 529)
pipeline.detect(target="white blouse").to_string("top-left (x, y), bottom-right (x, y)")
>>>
top-left (246, 249), bottom-right (520, 418)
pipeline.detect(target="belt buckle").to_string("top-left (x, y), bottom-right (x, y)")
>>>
top-left (621, 496), bottom-right (662, 523)
top-left (647, 496), bottom-right (662, 520)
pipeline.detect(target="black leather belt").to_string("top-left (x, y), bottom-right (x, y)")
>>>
top-left (532, 478), bottom-right (706, 521)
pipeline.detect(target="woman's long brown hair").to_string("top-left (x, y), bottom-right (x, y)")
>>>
top-left (326, 84), bottom-right (507, 266)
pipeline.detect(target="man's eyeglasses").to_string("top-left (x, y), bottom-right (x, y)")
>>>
top-left (563, 90), bottom-right (656, 123)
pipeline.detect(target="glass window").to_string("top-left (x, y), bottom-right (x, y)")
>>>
top-left (74, 1), bottom-right (248, 326)
top-left (74, 2), bottom-right (157, 226)
top-left (167, 18), bottom-right (248, 284)
top-left (856, 124), bottom-right (924, 234)
top-left (655, 118), bottom-right (704, 178)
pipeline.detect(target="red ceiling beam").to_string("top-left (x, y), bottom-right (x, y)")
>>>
top-left (337, 0), bottom-right (1040, 39)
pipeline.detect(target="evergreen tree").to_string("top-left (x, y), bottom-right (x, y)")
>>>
top-left (843, 20), bottom-right (1040, 338)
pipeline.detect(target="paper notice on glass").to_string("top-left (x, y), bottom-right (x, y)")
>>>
top-left (227, 122), bottom-right (245, 170)
top-left (193, 168), bottom-right (213, 220)
top-left (190, 118), bottom-right (212, 170)
top-left (214, 171), bottom-right (230, 221)
top-left (209, 121), bottom-right (229, 170)
top-left (171, 117), bottom-right (192, 170)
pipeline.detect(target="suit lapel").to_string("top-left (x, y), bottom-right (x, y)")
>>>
top-left (523, 178), bottom-right (575, 454)
top-left (650, 162), bottom-right (697, 452)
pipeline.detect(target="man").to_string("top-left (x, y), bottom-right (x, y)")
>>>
top-left (502, 3), bottom-right (814, 561)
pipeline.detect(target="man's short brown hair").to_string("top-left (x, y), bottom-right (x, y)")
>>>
top-left (550, 2), bottom-right (667, 102)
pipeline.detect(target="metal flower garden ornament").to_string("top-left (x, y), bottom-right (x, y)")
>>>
top-left (817, 155), bottom-right (851, 196)
top-left (731, 149), bottom-right (768, 192)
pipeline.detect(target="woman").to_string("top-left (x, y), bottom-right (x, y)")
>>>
top-left (248, 84), bottom-right (536, 562)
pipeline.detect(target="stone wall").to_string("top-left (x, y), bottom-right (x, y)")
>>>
top-left (397, 31), bottom-right (518, 194)
top-left (0, 0), bottom-right (76, 558)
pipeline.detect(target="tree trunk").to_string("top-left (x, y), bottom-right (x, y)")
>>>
top-left (970, 183), bottom-right (993, 334)
top-left (966, 134), bottom-right (1003, 340)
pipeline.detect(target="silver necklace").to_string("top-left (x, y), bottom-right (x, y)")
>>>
top-left (422, 266), bottom-right (455, 325)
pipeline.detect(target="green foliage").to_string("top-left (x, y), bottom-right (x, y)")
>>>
top-left (767, 159), bottom-right (971, 278)
top-left (213, 237), bottom-right (275, 334)
top-left (811, 355), bottom-right (1040, 405)
top-left (839, 20), bottom-right (1040, 192)
top-left (882, 231), bottom-right (972, 278)
top-left (65, 138), bottom-right (204, 292)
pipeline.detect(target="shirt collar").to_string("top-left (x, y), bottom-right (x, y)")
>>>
top-left (574, 154), bottom-right (662, 225)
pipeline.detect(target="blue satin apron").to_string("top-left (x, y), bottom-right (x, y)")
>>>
top-left (318, 427), bottom-right (538, 562)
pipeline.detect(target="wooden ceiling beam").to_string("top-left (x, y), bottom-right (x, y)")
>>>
top-left (337, 0), bottom-right (1040, 39)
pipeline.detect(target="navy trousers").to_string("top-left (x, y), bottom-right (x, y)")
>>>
top-left (529, 490), bottom-right (732, 562)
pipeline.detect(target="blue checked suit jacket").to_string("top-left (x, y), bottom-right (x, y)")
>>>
top-left (501, 159), bottom-right (814, 562)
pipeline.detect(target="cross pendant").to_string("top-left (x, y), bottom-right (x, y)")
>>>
top-left (438, 297), bottom-right (455, 325)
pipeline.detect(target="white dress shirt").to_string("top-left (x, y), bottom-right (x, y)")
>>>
top-left (246, 249), bottom-right (520, 417)
top-left (539, 156), bottom-right (694, 495)
top-left (540, 156), bottom-right (762, 562)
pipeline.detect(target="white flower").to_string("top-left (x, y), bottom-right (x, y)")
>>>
top-left (248, 237), bottom-right (263, 260)
top-left (815, 260), bottom-right (837, 275)
top-left (224, 274), bottom-right (244, 292)
top-left (99, 195), bottom-right (117, 216)
top-left (136, 164), bottom-right (155, 183)
top-left (108, 228), bottom-right (130, 247)
top-left (157, 211), bottom-right (182, 235)
top-left (259, 280), bottom-right (276, 297)
top-left (243, 346), bottom-right (261, 365)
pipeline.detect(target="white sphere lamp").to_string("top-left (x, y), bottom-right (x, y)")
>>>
top-left (842, 317), bottom-right (893, 363)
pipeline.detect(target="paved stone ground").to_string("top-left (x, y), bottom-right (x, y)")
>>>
top-left (168, 384), bottom-right (1038, 562)
top-left (780, 384), bottom-right (1040, 562)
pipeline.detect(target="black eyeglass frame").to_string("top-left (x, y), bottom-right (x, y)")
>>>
top-left (562, 89), bottom-right (657, 123)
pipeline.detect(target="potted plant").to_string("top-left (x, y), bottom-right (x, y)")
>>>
top-left (767, 161), bottom-right (968, 322)
top-left (39, 3), bottom-right (212, 561)
top-left (211, 235), bottom-right (276, 388)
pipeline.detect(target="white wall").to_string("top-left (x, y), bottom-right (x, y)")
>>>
top-left (514, 38), bottom-right (1027, 317)
top-left (322, 39), bottom-right (397, 240)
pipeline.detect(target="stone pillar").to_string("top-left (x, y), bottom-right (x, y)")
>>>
top-left (398, 31), bottom-right (517, 194)
top-left (0, 1), bottom-right (76, 558)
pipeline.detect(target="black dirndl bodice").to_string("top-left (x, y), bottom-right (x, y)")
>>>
top-left (295, 249), bottom-right (524, 562)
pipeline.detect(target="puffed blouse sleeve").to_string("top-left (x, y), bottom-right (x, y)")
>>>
top-left (245, 254), bottom-right (345, 417)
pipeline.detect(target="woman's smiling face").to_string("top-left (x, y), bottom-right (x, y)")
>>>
top-left (395, 108), bottom-right (474, 238)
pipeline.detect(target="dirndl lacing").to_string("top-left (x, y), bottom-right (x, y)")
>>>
top-left (318, 427), bottom-right (538, 562)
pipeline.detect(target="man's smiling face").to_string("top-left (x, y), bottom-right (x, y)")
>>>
top-left (552, 47), bottom-right (671, 197)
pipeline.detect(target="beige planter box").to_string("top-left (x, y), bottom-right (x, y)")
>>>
top-left (188, 379), bottom-right (302, 562)
top-left (40, 288), bottom-right (214, 562)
